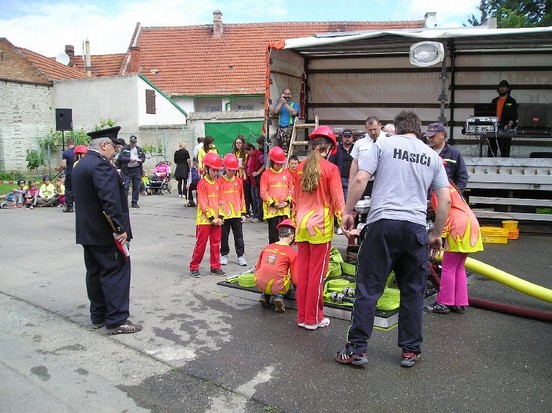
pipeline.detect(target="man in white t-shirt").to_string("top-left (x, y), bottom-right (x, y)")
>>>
top-left (349, 116), bottom-right (387, 179)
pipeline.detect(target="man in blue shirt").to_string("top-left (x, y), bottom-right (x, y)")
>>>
top-left (273, 88), bottom-right (299, 155)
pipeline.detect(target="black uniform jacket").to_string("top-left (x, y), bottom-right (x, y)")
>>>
top-left (73, 150), bottom-right (132, 245)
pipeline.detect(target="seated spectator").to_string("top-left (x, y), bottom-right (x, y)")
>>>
top-left (25, 180), bottom-right (39, 209)
top-left (55, 177), bottom-right (65, 207)
top-left (12, 179), bottom-right (27, 207)
top-left (254, 219), bottom-right (298, 313)
top-left (37, 176), bottom-right (59, 207)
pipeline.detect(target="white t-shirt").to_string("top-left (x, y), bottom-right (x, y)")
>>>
top-left (351, 130), bottom-right (387, 160)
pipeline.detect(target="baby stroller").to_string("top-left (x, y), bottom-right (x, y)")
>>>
top-left (147, 161), bottom-right (172, 195)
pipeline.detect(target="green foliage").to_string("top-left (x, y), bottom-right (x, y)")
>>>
top-left (25, 149), bottom-right (46, 171)
top-left (142, 143), bottom-right (164, 157)
top-left (466, 0), bottom-right (552, 27)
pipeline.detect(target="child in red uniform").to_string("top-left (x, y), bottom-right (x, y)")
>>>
top-left (189, 152), bottom-right (225, 277)
top-left (219, 153), bottom-right (248, 267)
top-left (254, 219), bottom-right (298, 313)
top-left (293, 126), bottom-right (345, 330)
top-left (260, 146), bottom-right (293, 244)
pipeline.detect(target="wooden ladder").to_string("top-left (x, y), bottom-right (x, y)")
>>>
top-left (287, 115), bottom-right (319, 162)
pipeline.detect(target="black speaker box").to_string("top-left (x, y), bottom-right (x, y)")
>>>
top-left (55, 108), bottom-right (73, 131)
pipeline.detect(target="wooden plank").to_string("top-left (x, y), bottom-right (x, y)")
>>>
top-left (469, 197), bottom-right (552, 207)
top-left (472, 210), bottom-right (552, 221)
top-left (466, 182), bottom-right (552, 190)
top-left (467, 174), bottom-right (552, 185)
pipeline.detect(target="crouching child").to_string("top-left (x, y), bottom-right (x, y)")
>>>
top-left (254, 219), bottom-right (297, 313)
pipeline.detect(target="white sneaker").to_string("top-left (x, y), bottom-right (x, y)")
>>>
top-left (237, 256), bottom-right (247, 266)
top-left (304, 317), bottom-right (331, 330)
top-left (220, 255), bottom-right (228, 265)
top-left (336, 227), bottom-right (343, 235)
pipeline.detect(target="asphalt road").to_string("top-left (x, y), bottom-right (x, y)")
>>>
top-left (1, 193), bottom-right (551, 413)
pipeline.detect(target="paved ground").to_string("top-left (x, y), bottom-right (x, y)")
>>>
top-left (1, 193), bottom-right (551, 413)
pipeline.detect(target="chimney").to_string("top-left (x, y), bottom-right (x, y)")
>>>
top-left (84, 40), bottom-right (92, 77)
top-left (424, 12), bottom-right (437, 28)
top-left (213, 10), bottom-right (223, 38)
top-left (65, 45), bottom-right (75, 67)
top-left (129, 46), bottom-right (141, 74)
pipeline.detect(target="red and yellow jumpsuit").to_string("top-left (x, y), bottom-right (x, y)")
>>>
top-left (254, 243), bottom-right (298, 296)
top-left (293, 158), bottom-right (345, 326)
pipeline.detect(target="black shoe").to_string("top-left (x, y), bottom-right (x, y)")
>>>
top-left (210, 268), bottom-right (226, 276)
top-left (187, 202), bottom-right (196, 207)
top-left (189, 269), bottom-right (202, 278)
top-left (63, 207), bottom-right (74, 212)
top-left (131, 203), bottom-right (140, 208)
top-left (450, 305), bottom-right (466, 314)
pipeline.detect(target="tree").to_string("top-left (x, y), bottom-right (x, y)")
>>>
top-left (466, 0), bottom-right (552, 28)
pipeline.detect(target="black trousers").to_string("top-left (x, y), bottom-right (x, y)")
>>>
top-left (266, 216), bottom-right (286, 244)
top-left (221, 217), bottom-right (245, 257)
top-left (65, 173), bottom-right (73, 207)
top-left (123, 167), bottom-right (142, 204)
top-left (83, 244), bottom-right (131, 329)
top-left (487, 134), bottom-right (512, 157)
top-left (346, 219), bottom-right (428, 355)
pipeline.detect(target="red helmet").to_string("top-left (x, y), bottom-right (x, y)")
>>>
top-left (268, 146), bottom-right (287, 164)
top-left (309, 125), bottom-right (337, 155)
top-left (222, 153), bottom-right (239, 171)
top-left (203, 152), bottom-right (223, 170)
top-left (74, 145), bottom-right (88, 155)
top-left (277, 218), bottom-right (296, 231)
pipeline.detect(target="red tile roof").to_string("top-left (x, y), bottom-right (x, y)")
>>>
top-left (72, 53), bottom-right (127, 77)
top-left (16, 47), bottom-right (87, 81)
top-left (129, 20), bottom-right (424, 96)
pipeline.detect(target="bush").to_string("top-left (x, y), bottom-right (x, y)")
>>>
top-left (26, 149), bottom-right (46, 171)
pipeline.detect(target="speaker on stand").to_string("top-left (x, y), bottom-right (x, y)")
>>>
top-left (55, 108), bottom-right (73, 150)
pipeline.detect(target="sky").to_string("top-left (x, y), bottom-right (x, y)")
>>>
top-left (1, 0), bottom-right (481, 58)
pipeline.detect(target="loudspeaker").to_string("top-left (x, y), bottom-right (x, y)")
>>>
top-left (55, 108), bottom-right (73, 131)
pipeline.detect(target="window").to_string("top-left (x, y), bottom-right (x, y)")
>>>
top-left (145, 89), bottom-right (156, 114)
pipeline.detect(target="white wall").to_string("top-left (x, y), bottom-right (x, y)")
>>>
top-left (53, 75), bottom-right (186, 138)
top-left (0, 82), bottom-right (53, 171)
top-left (136, 78), bottom-right (187, 126)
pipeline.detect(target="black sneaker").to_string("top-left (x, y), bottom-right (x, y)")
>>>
top-left (450, 305), bottom-right (466, 314)
top-left (335, 348), bottom-right (368, 366)
top-left (400, 350), bottom-right (421, 368)
top-left (189, 269), bottom-right (202, 278)
top-left (63, 207), bottom-right (74, 212)
top-left (131, 203), bottom-right (140, 208)
top-left (210, 268), bottom-right (226, 276)
top-left (424, 302), bottom-right (450, 314)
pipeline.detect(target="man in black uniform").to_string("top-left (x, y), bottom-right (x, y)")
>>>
top-left (118, 135), bottom-right (146, 208)
top-left (72, 126), bottom-right (141, 335)
top-left (488, 80), bottom-right (518, 157)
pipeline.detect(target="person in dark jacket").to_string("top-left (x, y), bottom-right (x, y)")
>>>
top-left (117, 135), bottom-right (146, 208)
top-left (424, 123), bottom-right (468, 193)
top-left (72, 126), bottom-right (141, 335)
top-left (488, 80), bottom-right (518, 157)
top-left (173, 141), bottom-right (191, 198)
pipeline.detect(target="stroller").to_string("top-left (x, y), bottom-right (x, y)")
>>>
top-left (147, 161), bottom-right (172, 195)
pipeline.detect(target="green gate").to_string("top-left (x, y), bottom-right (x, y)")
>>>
top-left (204, 121), bottom-right (264, 156)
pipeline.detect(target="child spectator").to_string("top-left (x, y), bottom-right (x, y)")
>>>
top-left (293, 126), bottom-right (345, 330)
top-left (218, 153), bottom-right (247, 267)
top-left (245, 143), bottom-right (265, 222)
top-left (260, 146), bottom-right (293, 244)
top-left (189, 153), bottom-right (225, 278)
top-left (186, 158), bottom-right (201, 207)
top-left (254, 219), bottom-right (298, 313)
top-left (12, 179), bottom-right (26, 207)
top-left (55, 177), bottom-right (66, 206)
top-left (25, 180), bottom-right (39, 209)
top-left (425, 181), bottom-right (484, 314)
top-left (37, 176), bottom-right (59, 207)
top-left (287, 155), bottom-right (300, 182)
